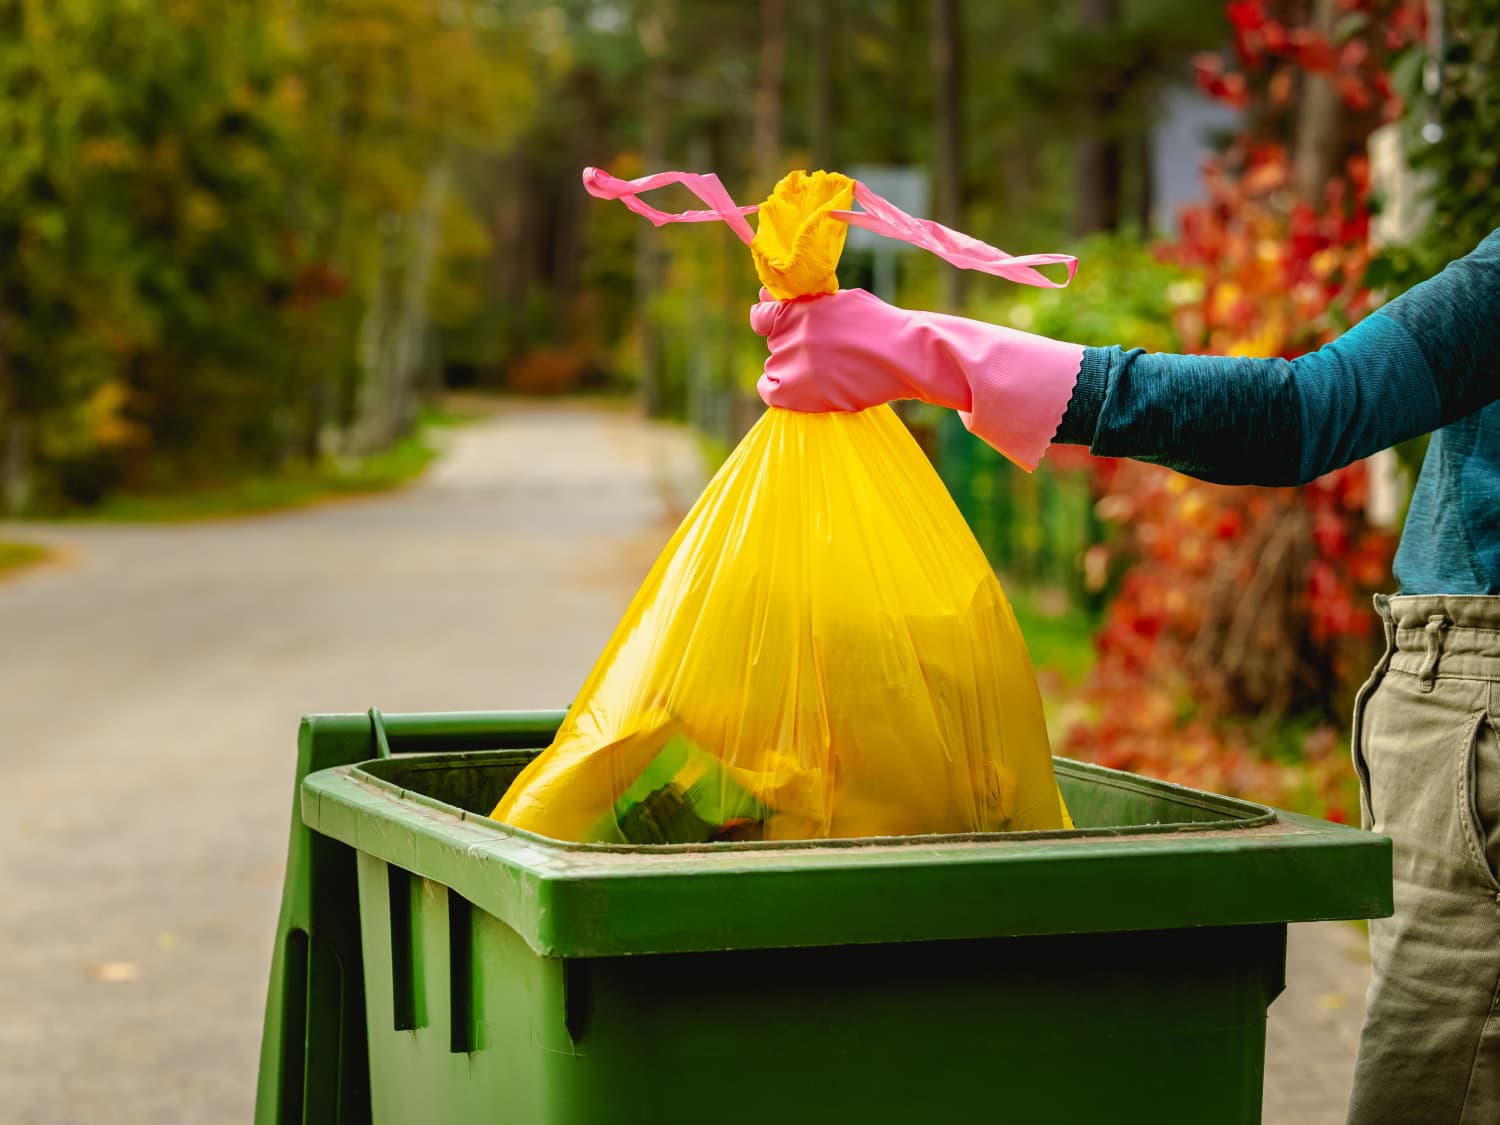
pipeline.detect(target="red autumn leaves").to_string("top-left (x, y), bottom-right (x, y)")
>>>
top-left (1194, 0), bottom-right (1423, 117)
top-left (1054, 0), bottom-right (1421, 822)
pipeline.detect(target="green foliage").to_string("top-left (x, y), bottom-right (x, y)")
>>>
top-left (967, 233), bottom-right (1187, 349)
top-left (1, 1), bottom-right (319, 500)
top-left (0, 0), bottom-right (534, 513)
top-left (1370, 4), bottom-right (1500, 288)
top-left (1001, 0), bottom-right (1229, 239)
top-left (0, 0), bottom-right (1246, 510)
top-left (1004, 582), bottom-right (1099, 686)
top-left (1425, 7), bottom-right (1500, 259)
top-left (1361, 4), bottom-right (1498, 524)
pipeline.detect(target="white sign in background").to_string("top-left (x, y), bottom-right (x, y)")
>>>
top-left (844, 165), bottom-right (930, 303)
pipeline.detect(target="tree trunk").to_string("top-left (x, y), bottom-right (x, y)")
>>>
top-left (636, 0), bottom-right (673, 417)
top-left (810, 0), bottom-right (835, 170)
top-left (1, 416), bottom-right (30, 515)
top-left (1135, 126), bottom-right (1156, 234)
top-left (932, 0), bottom-right (966, 311)
top-left (0, 315), bottom-right (33, 514)
top-left (389, 158), bottom-right (449, 437)
top-left (495, 148), bottom-right (530, 377)
top-left (1074, 0), bottom-right (1123, 236)
top-left (753, 0), bottom-right (786, 193)
top-left (554, 70), bottom-right (609, 346)
top-left (1294, 0), bottom-right (1342, 204)
top-left (349, 159), bottom-right (449, 454)
top-left (353, 223), bottom-right (397, 455)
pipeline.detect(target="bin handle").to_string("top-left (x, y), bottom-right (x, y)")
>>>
top-left (369, 708), bottom-right (393, 759)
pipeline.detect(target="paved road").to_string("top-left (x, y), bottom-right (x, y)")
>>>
top-left (1265, 921), bottom-right (1372, 1125)
top-left (0, 403), bottom-right (1370, 1123)
top-left (0, 406), bottom-right (701, 1124)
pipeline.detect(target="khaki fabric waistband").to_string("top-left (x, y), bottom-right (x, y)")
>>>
top-left (1375, 593), bottom-right (1500, 683)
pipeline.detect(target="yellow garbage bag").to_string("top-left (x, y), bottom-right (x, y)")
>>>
top-left (492, 168), bottom-right (1074, 842)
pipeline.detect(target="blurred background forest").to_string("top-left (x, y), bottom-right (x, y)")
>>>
top-left (3, 0), bottom-right (1497, 814)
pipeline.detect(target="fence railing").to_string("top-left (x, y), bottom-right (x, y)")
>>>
top-left (934, 412), bottom-right (1101, 605)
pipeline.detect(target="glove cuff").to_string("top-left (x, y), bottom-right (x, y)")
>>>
top-left (957, 330), bottom-right (1086, 471)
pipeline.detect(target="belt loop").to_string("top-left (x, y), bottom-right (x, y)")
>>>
top-left (1372, 594), bottom-right (1398, 673)
top-left (1418, 613), bottom-right (1449, 692)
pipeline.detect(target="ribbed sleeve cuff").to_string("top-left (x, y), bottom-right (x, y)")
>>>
top-left (1052, 346), bottom-right (1110, 446)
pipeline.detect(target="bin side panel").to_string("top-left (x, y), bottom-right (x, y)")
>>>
top-left (356, 857), bottom-right (565, 1124)
top-left (256, 715), bottom-right (374, 1125)
top-left (259, 713), bottom-right (555, 1125)
top-left (351, 857), bottom-right (1286, 1125)
top-left (544, 925), bottom-right (1285, 1125)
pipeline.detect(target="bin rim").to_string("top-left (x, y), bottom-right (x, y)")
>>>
top-left (291, 709), bottom-right (1393, 959)
top-left (348, 748), bottom-right (1281, 854)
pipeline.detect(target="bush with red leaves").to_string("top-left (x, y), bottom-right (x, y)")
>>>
top-left (1059, 0), bottom-right (1424, 821)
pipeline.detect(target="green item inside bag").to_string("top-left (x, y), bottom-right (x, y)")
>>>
top-left (593, 731), bottom-right (773, 845)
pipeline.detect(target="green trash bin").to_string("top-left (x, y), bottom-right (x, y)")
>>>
top-left (255, 709), bottom-right (1391, 1125)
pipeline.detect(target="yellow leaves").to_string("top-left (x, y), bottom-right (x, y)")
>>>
top-left (79, 138), bottom-right (133, 170)
top-left (1240, 158), bottom-right (1288, 196)
top-left (321, 13), bottom-right (405, 53)
top-left (1166, 277), bottom-right (1204, 306)
top-left (147, 138), bottom-right (183, 180)
top-left (750, 169), bottom-right (856, 300)
top-left (426, 196), bottom-right (494, 327)
top-left (21, 209), bottom-right (66, 248)
top-left (1209, 280), bottom-right (1242, 322)
top-left (439, 194), bottom-right (490, 260)
top-left (182, 191), bottom-right (223, 234)
top-left (84, 381), bottom-right (147, 450)
top-left (1225, 315), bottom-right (1285, 359)
top-left (299, 0), bottom-right (537, 180)
top-left (1006, 302), bottom-right (1036, 330)
top-left (223, 138), bottom-right (272, 183)
top-left (89, 961), bottom-right (142, 984)
top-left (274, 76), bottom-right (307, 113)
top-left (530, 4), bottom-right (573, 74)
top-left (1309, 247), bottom-right (1342, 279)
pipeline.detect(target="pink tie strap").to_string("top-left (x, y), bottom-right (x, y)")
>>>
top-left (581, 167), bottom-right (1077, 289)
top-left (582, 167), bottom-right (758, 246)
top-left (831, 183), bottom-right (1078, 289)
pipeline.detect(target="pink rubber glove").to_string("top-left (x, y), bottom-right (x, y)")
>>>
top-left (752, 287), bottom-right (1086, 471)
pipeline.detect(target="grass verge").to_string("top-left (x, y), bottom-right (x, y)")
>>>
top-left (0, 540), bottom-right (52, 578)
top-left (695, 432), bottom-right (733, 476)
top-left (29, 392), bottom-right (644, 523)
top-left (1004, 582), bottom-right (1098, 685)
top-left (78, 429), bottom-right (440, 523)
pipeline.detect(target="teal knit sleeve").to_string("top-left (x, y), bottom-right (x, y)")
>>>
top-left (1052, 228), bottom-right (1500, 486)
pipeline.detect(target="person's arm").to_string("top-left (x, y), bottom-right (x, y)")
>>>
top-left (1055, 228), bottom-right (1500, 486)
top-left (755, 229), bottom-right (1500, 480)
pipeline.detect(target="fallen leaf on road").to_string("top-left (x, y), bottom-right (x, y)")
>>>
top-left (89, 961), bottom-right (141, 983)
top-left (1315, 992), bottom-right (1348, 1010)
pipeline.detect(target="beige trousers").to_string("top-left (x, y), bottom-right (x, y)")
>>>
top-left (1347, 594), bottom-right (1500, 1124)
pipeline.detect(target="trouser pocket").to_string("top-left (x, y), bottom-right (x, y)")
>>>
top-left (1350, 596), bottom-right (1396, 830)
top-left (1349, 665), bottom-right (1385, 830)
top-left (1462, 705), bottom-right (1500, 890)
top-left (1349, 673), bottom-right (1500, 1125)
